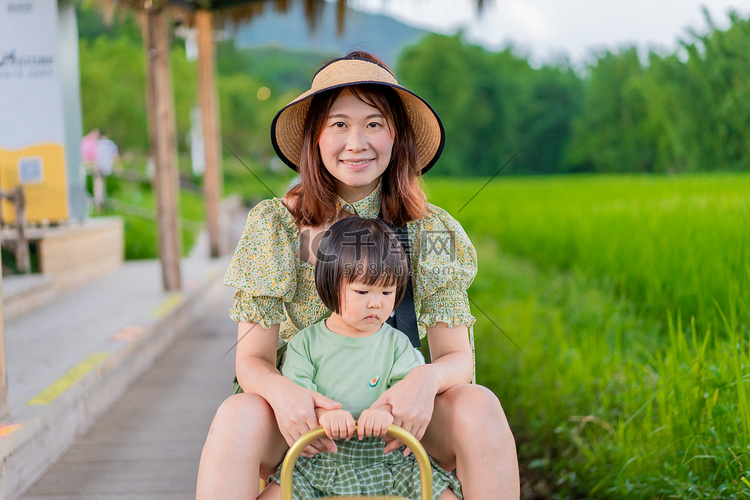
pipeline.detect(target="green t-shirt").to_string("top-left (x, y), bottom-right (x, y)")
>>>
top-left (282, 320), bottom-right (424, 419)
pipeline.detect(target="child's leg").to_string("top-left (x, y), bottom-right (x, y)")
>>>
top-left (437, 487), bottom-right (460, 500)
top-left (257, 481), bottom-right (281, 500)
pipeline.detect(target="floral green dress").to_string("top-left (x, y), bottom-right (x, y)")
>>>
top-left (225, 182), bottom-right (478, 371)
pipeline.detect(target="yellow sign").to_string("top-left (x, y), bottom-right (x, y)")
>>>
top-left (0, 143), bottom-right (69, 224)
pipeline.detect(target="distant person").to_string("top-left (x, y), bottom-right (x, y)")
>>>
top-left (95, 132), bottom-right (119, 177)
top-left (81, 128), bottom-right (100, 170)
top-left (92, 131), bottom-right (119, 211)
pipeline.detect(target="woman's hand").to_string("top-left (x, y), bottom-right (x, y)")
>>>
top-left (265, 379), bottom-right (342, 457)
top-left (319, 409), bottom-right (356, 450)
top-left (234, 321), bottom-right (342, 457)
top-left (371, 365), bottom-right (439, 454)
top-left (357, 407), bottom-right (394, 441)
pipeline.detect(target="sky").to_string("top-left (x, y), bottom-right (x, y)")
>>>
top-left (348, 0), bottom-right (750, 65)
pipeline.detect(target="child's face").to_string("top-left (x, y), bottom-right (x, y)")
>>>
top-left (328, 279), bottom-right (397, 337)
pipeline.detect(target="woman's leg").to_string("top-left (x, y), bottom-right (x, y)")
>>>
top-left (438, 488), bottom-right (461, 500)
top-left (257, 482), bottom-right (281, 500)
top-left (196, 393), bottom-right (288, 499)
top-left (421, 384), bottom-right (520, 500)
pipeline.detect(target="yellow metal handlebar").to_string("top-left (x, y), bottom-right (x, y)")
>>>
top-left (280, 424), bottom-right (433, 500)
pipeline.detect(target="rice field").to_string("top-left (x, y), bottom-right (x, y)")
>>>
top-left (425, 173), bottom-right (750, 498)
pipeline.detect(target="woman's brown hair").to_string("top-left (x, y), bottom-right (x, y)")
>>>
top-left (285, 51), bottom-right (427, 228)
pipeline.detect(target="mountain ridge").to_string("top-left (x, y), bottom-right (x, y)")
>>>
top-left (233, 2), bottom-right (431, 68)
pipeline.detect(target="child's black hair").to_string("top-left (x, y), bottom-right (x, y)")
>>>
top-left (314, 217), bottom-right (409, 314)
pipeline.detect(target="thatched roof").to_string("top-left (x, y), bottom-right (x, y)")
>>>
top-left (95, 0), bottom-right (486, 36)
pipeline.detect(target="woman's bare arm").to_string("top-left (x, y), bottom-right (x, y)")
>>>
top-left (424, 321), bottom-right (474, 390)
top-left (234, 321), bottom-right (341, 452)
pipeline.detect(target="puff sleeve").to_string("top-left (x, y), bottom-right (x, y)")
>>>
top-left (414, 205), bottom-right (477, 330)
top-left (225, 199), bottom-right (298, 328)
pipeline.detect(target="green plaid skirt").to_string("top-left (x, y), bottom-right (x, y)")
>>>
top-left (268, 437), bottom-right (462, 499)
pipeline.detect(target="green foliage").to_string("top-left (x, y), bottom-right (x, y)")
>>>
top-left (1, 246), bottom-right (40, 275)
top-left (76, 0), bottom-right (142, 43)
top-left (400, 10), bottom-right (750, 176)
top-left (426, 174), bottom-right (750, 497)
top-left (78, 36), bottom-right (197, 155)
top-left (398, 34), bottom-right (582, 176)
top-left (518, 66), bottom-right (583, 174)
top-left (564, 11), bottom-right (750, 174)
top-left (79, 36), bottom-right (149, 151)
top-left (563, 48), bottom-right (657, 173)
top-left (218, 72), bottom-right (297, 165)
top-left (216, 41), bottom-right (330, 92)
top-left (641, 12), bottom-right (750, 173)
top-left (77, 1), bottom-right (197, 154)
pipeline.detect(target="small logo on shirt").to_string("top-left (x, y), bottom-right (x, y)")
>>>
top-left (368, 375), bottom-right (381, 387)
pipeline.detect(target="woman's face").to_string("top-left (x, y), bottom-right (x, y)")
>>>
top-left (318, 88), bottom-right (395, 202)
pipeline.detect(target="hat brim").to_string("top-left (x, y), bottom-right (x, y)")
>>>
top-left (271, 81), bottom-right (445, 175)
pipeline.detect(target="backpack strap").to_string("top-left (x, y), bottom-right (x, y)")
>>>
top-left (384, 222), bottom-right (420, 348)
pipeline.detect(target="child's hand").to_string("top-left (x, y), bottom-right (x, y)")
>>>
top-left (357, 408), bottom-right (394, 440)
top-left (318, 409), bottom-right (356, 444)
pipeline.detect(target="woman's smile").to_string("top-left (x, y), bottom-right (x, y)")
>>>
top-left (340, 158), bottom-right (374, 167)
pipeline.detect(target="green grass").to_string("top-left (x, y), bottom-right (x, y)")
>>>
top-left (424, 173), bottom-right (750, 498)
top-left (428, 173), bottom-right (750, 337)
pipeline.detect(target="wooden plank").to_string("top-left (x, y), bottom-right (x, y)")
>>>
top-left (143, 6), bottom-right (182, 291)
top-left (58, 440), bottom-right (204, 463)
top-left (23, 494), bottom-right (193, 500)
top-left (22, 300), bottom-right (236, 499)
top-left (21, 459), bottom-right (199, 494)
top-left (196, 10), bottom-right (224, 258)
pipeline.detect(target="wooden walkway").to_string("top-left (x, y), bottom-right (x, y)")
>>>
top-left (21, 286), bottom-right (237, 500)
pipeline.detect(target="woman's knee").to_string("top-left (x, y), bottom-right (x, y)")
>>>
top-left (442, 384), bottom-right (513, 442)
top-left (206, 393), bottom-right (277, 446)
top-left (425, 384), bottom-right (513, 468)
top-left (204, 393), bottom-right (286, 475)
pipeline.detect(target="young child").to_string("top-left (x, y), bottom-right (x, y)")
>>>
top-left (261, 216), bottom-right (462, 500)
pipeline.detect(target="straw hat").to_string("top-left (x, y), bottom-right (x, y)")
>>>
top-left (271, 56), bottom-right (445, 175)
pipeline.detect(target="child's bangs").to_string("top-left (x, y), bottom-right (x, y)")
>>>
top-left (341, 242), bottom-right (407, 289)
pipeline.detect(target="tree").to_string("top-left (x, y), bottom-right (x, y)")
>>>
top-left (642, 11), bottom-right (750, 172)
top-left (563, 48), bottom-right (656, 173)
top-left (398, 33), bottom-right (582, 176)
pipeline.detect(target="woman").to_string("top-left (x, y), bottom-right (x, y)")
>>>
top-left (196, 51), bottom-right (520, 499)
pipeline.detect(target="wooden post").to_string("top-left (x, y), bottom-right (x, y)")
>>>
top-left (0, 250), bottom-right (8, 418)
top-left (12, 187), bottom-right (30, 274)
top-left (196, 10), bottom-right (223, 258)
top-left (143, 6), bottom-right (182, 290)
top-left (0, 187), bottom-right (30, 274)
